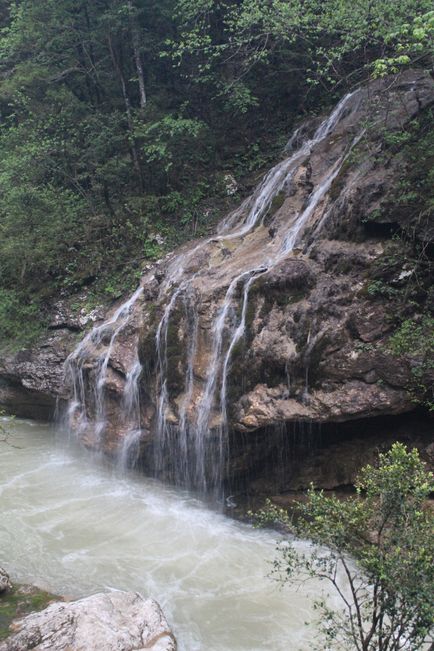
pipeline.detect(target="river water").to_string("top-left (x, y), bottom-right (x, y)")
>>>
top-left (0, 418), bottom-right (331, 650)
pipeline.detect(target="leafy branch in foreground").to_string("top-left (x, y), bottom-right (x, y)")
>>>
top-left (255, 443), bottom-right (434, 651)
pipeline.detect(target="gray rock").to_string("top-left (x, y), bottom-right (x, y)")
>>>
top-left (0, 567), bottom-right (12, 594)
top-left (0, 591), bottom-right (176, 651)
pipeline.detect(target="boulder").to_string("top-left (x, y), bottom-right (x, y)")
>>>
top-left (258, 258), bottom-right (315, 292)
top-left (0, 591), bottom-right (176, 651)
top-left (0, 568), bottom-right (12, 594)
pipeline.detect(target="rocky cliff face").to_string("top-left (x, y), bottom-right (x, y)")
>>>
top-left (1, 70), bottom-right (433, 492)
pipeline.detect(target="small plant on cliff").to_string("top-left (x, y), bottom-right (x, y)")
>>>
top-left (0, 410), bottom-right (15, 447)
top-left (388, 317), bottom-right (434, 411)
top-left (255, 443), bottom-right (434, 651)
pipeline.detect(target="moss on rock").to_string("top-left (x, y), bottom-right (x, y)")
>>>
top-left (0, 584), bottom-right (60, 641)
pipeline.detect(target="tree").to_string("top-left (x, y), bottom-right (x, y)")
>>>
top-left (169, 0), bottom-right (434, 101)
top-left (256, 443), bottom-right (434, 651)
top-left (373, 10), bottom-right (434, 77)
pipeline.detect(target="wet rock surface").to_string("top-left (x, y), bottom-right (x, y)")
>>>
top-left (0, 592), bottom-right (176, 651)
top-left (0, 70), bottom-right (433, 490)
top-left (0, 331), bottom-right (77, 419)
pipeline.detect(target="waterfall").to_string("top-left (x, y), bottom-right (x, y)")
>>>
top-left (176, 288), bottom-right (199, 486)
top-left (117, 358), bottom-right (143, 471)
top-left (65, 89), bottom-right (364, 495)
top-left (188, 91), bottom-right (362, 493)
top-left (193, 272), bottom-right (252, 492)
top-left (220, 274), bottom-right (258, 435)
top-left (123, 357), bottom-right (142, 425)
top-left (217, 90), bottom-right (359, 241)
top-left (64, 286), bottom-right (143, 442)
top-left (153, 284), bottom-right (186, 477)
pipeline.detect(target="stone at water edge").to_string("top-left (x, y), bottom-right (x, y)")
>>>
top-left (0, 591), bottom-right (176, 651)
top-left (0, 569), bottom-right (12, 595)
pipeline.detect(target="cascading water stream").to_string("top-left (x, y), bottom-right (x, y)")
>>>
top-left (153, 284), bottom-right (187, 475)
top-left (64, 285), bottom-right (143, 442)
top-left (280, 130), bottom-right (365, 256)
top-left (123, 357), bottom-right (142, 423)
top-left (220, 274), bottom-right (259, 437)
top-left (117, 357), bottom-right (143, 470)
top-left (188, 91), bottom-right (364, 494)
top-left (175, 288), bottom-right (200, 486)
top-left (193, 271), bottom-right (258, 492)
top-left (217, 90), bottom-right (359, 240)
top-left (145, 91), bottom-right (362, 491)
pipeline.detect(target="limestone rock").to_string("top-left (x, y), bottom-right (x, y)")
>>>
top-left (0, 591), bottom-right (176, 651)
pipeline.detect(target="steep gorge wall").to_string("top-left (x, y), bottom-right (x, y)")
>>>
top-left (1, 70), bottom-right (433, 492)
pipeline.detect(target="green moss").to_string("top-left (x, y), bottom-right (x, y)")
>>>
top-left (328, 158), bottom-right (353, 200)
top-left (258, 292), bottom-right (275, 320)
top-left (0, 585), bottom-right (59, 641)
top-left (263, 191), bottom-right (286, 225)
top-left (245, 299), bottom-right (256, 330)
top-left (388, 316), bottom-right (434, 357)
top-left (147, 303), bottom-right (157, 319)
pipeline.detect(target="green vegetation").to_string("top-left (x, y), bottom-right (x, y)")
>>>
top-left (356, 109), bottom-right (434, 408)
top-left (389, 316), bottom-right (434, 410)
top-left (0, 584), bottom-right (59, 640)
top-left (373, 10), bottom-right (434, 77)
top-left (255, 443), bottom-right (434, 651)
top-left (0, 0), bottom-right (432, 346)
top-left (170, 1), bottom-right (433, 95)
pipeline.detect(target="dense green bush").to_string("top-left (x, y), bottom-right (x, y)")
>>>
top-left (256, 444), bottom-right (434, 651)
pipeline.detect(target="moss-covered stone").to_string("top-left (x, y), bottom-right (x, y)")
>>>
top-left (263, 190), bottom-right (286, 225)
top-left (0, 584), bottom-right (60, 641)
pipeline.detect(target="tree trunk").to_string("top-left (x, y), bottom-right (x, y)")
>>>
top-left (128, 0), bottom-right (146, 110)
top-left (107, 33), bottom-right (144, 192)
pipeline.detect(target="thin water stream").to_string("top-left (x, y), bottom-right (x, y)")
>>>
top-left (0, 418), bottom-right (337, 651)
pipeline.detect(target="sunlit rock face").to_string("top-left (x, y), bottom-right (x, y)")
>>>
top-left (1, 69), bottom-right (433, 491)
